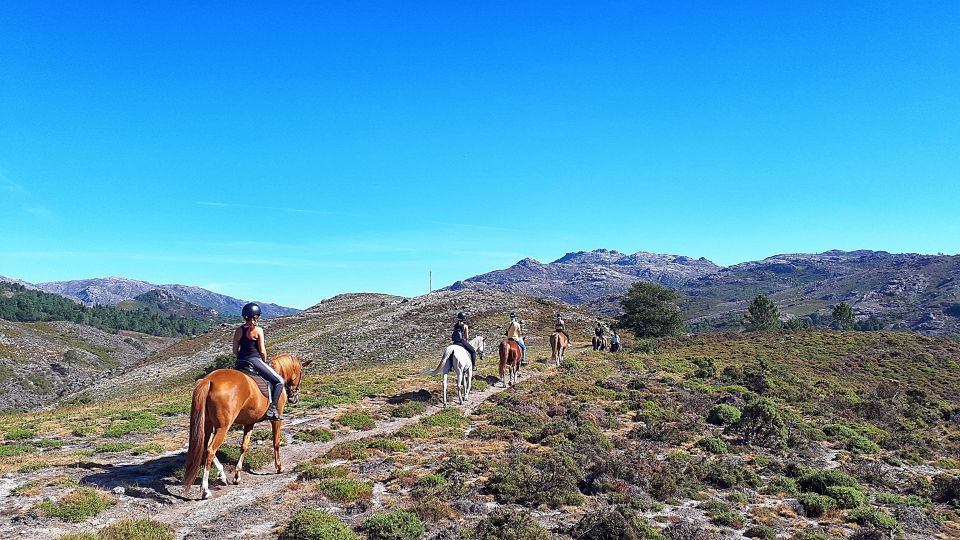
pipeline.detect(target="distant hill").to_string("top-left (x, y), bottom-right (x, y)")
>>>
top-left (450, 248), bottom-right (960, 336)
top-left (20, 276), bottom-right (299, 318)
top-left (116, 289), bottom-right (219, 319)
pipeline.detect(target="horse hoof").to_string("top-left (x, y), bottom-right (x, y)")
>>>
top-left (277, 466), bottom-right (284, 474)
top-left (202, 490), bottom-right (212, 500)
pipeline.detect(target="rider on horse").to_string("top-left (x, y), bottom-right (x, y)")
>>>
top-left (555, 312), bottom-right (572, 344)
top-left (506, 312), bottom-right (526, 365)
top-left (595, 321), bottom-right (606, 340)
top-left (451, 312), bottom-right (477, 369)
top-left (233, 302), bottom-right (284, 421)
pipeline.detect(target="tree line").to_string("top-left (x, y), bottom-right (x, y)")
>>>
top-left (616, 281), bottom-right (885, 338)
top-left (0, 282), bottom-right (216, 337)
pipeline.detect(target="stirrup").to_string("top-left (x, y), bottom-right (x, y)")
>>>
top-left (265, 406), bottom-right (284, 421)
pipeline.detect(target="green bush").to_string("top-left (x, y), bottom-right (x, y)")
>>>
top-left (472, 508), bottom-right (551, 540)
top-left (95, 442), bottom-right (135, 453)
top-left (336, 411), bottom-right (375, 430)
top-left (294, 463), bottom-right (348, 481)
top-left (487, 451), bottom-right (584, 508)
top-left (874, 492), bottom-right (930, 507)
top-left (826, 486), bottom-right (867, 509)
top-left (691, 357), bottom-right (717, 379)
top-left (709, 511), bottom-right (745, 528)
top-left (730, 398), bottom-right (787, 448)
top-left (763, 476), bottom-right (799, 496)
top-left (845, 506), bottom-right (898, 531)
top-left (361, 511), bottom-right (426, 540)
top-left (103, 412), bottom-right (161, 437)
top-left (317, 478), bottom-right (373, 502)
top-left (98, 519), bottom-right (173, 540)
top-left (6, 426), bottom-right (36, 440)
top-left (37, 488), bottom-right (112, 522)
top-left (389, 401), bottom-right (427, 418)
top-left (707, 404), bottom-right (742, 426)
top-left (295, 428), bottom-right (335, 443)
top-left (365, 437), bottom-right (406, 452)
top-left (0, 444), bottom-right (36, 457)
top-left (695, 436), bottom-right (728, 454)
top-left (570, 505), bottom-right (666, 539)
top-left (796, 468), bottom-right (860, 495)
top-left (744, 525), bottom-right (776, 539)
top-left (797, 493), bottom-right (837, 517)
top-left (285, 509), bottom-right (358, 540)
top-left (702, 460), bottom-right (761, 489)
top-left (416, 473), bottom-right (447, 489)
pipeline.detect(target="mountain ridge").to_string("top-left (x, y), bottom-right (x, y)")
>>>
top-left (449, 248), bottom-right (960, 335)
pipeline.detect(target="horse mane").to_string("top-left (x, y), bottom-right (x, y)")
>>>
top-left (270, 354), bottom-right (297, 381)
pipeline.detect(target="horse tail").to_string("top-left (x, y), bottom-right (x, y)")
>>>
top-left (184, 378), bottom-right (211, 492)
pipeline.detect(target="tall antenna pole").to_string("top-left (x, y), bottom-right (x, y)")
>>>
top-left (429, 271), bottom-right (432, 293)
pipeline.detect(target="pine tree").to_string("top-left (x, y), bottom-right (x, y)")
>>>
top-left (743, 295), bottom-right (781, 331)
top-left (616, 281), bottom-right (685, 338)
top-left (832, 302), bottom-right (855, 331)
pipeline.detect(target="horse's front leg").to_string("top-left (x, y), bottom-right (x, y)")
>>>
top-left (456, 370), bottom-right (464, 405)
top-left (271, 419), bottom-right (284, 473)
top-left (233, 424), bottom-right (253, 485)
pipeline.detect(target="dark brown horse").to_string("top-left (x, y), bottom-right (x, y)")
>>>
top-left (498, 339), bottom-right (523, 387)
top-left (184, 354), bottom-right (312, 499)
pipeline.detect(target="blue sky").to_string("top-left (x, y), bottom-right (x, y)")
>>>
top-left (1, 2), bottom-right (958, 309)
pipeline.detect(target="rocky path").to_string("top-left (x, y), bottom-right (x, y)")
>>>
top-left (40, 359), bottom-right (558, 540)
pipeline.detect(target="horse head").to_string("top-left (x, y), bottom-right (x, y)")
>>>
top-left (474, 336), bottom-right (485, 361)
top-left (272, 355), bottom-right (313, 404)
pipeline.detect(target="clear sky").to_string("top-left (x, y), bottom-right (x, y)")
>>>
top-left (1, 2), bottom-right (958, 309)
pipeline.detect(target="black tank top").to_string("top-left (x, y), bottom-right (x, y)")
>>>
top-left (451, 321), bottom-right (465, 342)
top-left (237, 325), bottom-right (260, 360)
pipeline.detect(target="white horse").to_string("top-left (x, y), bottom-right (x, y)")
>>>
top-left (432, 336), bottom-right (484, 406)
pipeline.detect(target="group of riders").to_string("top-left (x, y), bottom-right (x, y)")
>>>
top-left (231, 302), bottom-right (623, 422)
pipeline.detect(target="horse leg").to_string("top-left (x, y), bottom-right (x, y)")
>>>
top-left (212, 455), bottom-right (227, 485)
top-left (202, 427), bottom-right (229, 499)
top-left (233, 424), bottom-right (253, 484)
top-left (456, 368), bottom-right (464, 405)
top-left (442, 373), bottom-right (449, 407)
top-left (272, 419), bottom-right (284, 473)
top-left (465, 365), bottom-right (472, 400)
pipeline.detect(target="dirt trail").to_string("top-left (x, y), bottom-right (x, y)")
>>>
top-left (40, 360), bottom-right (557, 540)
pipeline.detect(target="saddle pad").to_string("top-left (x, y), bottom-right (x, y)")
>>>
top-left (236, 368), bottom-right (271, 399)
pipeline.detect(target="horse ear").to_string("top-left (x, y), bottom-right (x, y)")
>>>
top-left (301, 359), bottom-right (313, 368)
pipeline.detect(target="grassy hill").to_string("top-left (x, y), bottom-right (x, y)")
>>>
top-left (0, 327), bottom-right (957, 539)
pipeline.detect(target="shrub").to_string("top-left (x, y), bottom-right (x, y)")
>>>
top-left (417, 473), bottom-right (447, 489)
top-left (95, 442), bottom-right (135, 453)
top-left (797, 493), bottom-right (837, 517)
top-left (285, 509), bottom-right (358, 540)
top-left (570, 505), bottom-right (666, 539)
top-left (336, 411), bottom-right (375, 430)
top-left (710, 511), bottom-right (745, 528)
top-left (845, 506), bottom-right (898, 531)
top-left (744, 525), bottom-right (776, 539)
top-left (730, 398), bottom-right (787, 448)
top-left (6, 426), bottom-right (36, 440)
top-left (763, 476), bottom-right (799, 496)
top-left (691, 357), bottom-right (717, 379)
top-left (0, 444), bottom-right (36, 457)
top-left (365, 437), bottom-right (406, 453)
top-left (55, 534), bottom-right (97, 540)
top-left (362, 511), bottom-right (426, 540)
top-left (390, 401), bottom-right (427, 418)
top-left (294, 428), bottom-right (335, 443)
top-left (702, 460), bottom-right (761, 489)
top-left (37, 488), bottom-right (112, 522)
top-left (874, 492), bottom-right (930, 507)
top-left (103, 412), bottom-right (161, 437)
top-left (797, 468), bottom-right (860, 495)
top-left (695, 436), bottom-right (728, 454)
top-left (317, 478), bottom-right (373, 502)
top-left (326, 441), bottom-right (368, 461)
top-left (98, 519), bottom-right (173, 540)
top-left (294, 463), bottom-right (348, 481)
top-left (707, 404), bottom-right (741, 426)
top-left (932, 474), bottom-right (960, 507)
top-left (472, 508), bottom-right (550, 540)
top-left (486, 451), bottom-right (583, 508)
top-left (826, 486), bottom-right (867, 509)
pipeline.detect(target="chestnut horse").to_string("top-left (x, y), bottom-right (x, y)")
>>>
top-left (498, 339), bottom-right (523, 387)
top-left (184, 354), bottom-right (312, 499)
top-left (550, 331), bottom-right (568, 367)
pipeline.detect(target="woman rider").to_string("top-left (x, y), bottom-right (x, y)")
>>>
top-left (451, 312), bottom-right (477, 369)
top-left (233, 302), bottom-right (284, 421)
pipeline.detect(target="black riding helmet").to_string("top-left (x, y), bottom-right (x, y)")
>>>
top-left (457, 312), bottom-right (466, 321)
top-left (242, 302), bottom-right (262, 319)
top-left (510, 312), bottom-right (517, 319)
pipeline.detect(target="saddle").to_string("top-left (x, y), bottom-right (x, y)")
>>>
top-left (234, 366), bottom-right (272, 399)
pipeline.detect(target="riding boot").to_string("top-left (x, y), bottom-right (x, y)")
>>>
top-left (266, 382), bottom-right (284, 421)
top-left (470, 352), bottom-right (476, 370)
